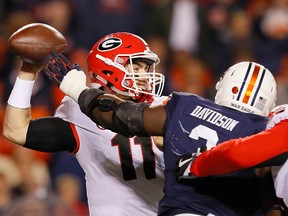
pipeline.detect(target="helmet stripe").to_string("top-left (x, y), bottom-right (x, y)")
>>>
top-left (236, 62), bottom-right (252, 101)
top-left (251, 68), bottom-right (266, 106)
top-left (242, 64), bottom-right (260, 104)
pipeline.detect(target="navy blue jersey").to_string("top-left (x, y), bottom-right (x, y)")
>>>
top-left (159, 92), bottom-right (267, 216)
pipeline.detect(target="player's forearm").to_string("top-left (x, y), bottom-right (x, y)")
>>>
top-left (78, 89), bottom-right (166, 137)
top-left (3, 104), bottom-right (31, 145)
top-left (2, 63), bottom-right (39, 145)
top-left (190, 120), bottom-right (288, 176)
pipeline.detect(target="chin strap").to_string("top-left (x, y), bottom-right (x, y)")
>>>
top-left (134, 93), bottom-right (154, 105)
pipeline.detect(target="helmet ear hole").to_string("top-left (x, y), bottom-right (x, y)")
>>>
top-left (232, 86), bottom-right (239, 94)
top-left (103, 70), bottom-right (112, 75)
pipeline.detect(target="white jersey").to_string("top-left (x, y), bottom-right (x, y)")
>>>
top-left (54, 96), bottom-right (167, 216)
top-left (272, 161), bottom-right (288, 207)
top-left (267, 104), bottom-right (288, 207)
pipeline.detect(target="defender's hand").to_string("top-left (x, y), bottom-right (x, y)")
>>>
top-left (41, 52), bottom-right (88, 102)
top-left (41, 52), bottom-right (81, 86)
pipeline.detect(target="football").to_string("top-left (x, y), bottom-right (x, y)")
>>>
top-left (8, 23), bottom-right (67, 63)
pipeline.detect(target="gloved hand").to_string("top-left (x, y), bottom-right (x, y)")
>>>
top-left (41, 52), bottom-right (88, 102)
top-left (176, 148), bottom-right (201, 182)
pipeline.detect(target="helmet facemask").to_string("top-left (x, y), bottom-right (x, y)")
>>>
top-left (121, 53), bottom-right (164, 99)
top-left (94, 52), bottom-right (165, 102)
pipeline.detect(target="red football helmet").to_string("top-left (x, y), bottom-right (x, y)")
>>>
top-left (87, 32), bottom-right (165, 103)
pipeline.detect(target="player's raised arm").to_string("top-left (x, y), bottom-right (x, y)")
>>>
top-left (3, 22), bottom-right (66, 145)
top-left (41, 52), bottom-right (167, 137)
top-left (3, 23), bottom-right (77, 152)
top-left (3, 62), bottom-right (41, 145)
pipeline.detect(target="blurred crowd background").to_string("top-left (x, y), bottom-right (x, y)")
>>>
top-left (0, 0), bottom-right (288, 215)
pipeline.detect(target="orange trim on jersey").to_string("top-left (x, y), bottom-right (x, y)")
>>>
top-left (70, 123), bottom-right (80, 154)
top-left (242, 65), bottom-right (260, 104)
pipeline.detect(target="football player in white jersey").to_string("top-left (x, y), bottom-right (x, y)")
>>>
top-left (3, 32), bottom-right (167, 216)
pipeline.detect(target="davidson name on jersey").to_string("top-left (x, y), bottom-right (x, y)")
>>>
top-left (190, 105), bottom-right (239, 131)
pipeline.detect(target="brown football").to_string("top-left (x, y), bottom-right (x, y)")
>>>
top-left (8, 23), bottom-right (67, 63)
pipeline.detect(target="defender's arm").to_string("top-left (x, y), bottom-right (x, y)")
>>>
top-left (190, 119), bottom-right (288, 177)
top-left (79, 88), bottom-right (167, 137)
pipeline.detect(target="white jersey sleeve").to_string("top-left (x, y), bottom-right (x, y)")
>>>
top-left (55, 96), bottom-right (166, 216)
top-left (267, 104), bottom-right (288, 206)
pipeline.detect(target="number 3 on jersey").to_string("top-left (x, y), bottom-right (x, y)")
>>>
top-left (112, 134), bottom-right (156, 181)
top-left (189, 125), bottom-right (219, 150)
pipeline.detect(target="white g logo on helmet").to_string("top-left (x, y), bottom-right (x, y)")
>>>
top-left (215, 61), bottom-right (277, 117)
top-left (98, 38), bottom-right (122, 51)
